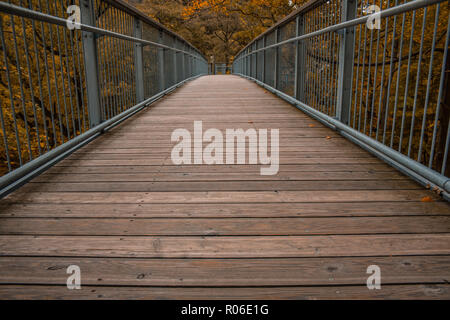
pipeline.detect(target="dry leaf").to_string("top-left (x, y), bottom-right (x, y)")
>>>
top-left (248, 121), bottom-right (253, 124)
top-left (308, 124), bottom-right (315, 128)
top-left (326, 136), bottom-right (332, 140)
top-left (421, 196), bottom-right (434, 202)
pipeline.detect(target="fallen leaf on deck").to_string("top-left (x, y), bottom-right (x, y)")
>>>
top-left (421, 196), bottom-right (434, 202)
top-left (326, 136), bottom-right (332, 140)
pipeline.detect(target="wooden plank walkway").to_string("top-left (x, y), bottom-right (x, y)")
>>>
top-left (0, 75), bottom-right (449, 299)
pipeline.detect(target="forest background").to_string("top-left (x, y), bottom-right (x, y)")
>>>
top-left (126, 0), bottom-right (308, 64)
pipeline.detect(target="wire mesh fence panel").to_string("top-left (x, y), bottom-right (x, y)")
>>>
top-left (301, 0), bottom-right (341, 116)
top-left (0, 0), bottom-right (88, 176)
top-left (278, 20), bottom-right (296, 97)
top-left (350, 0), bottom-right (450, 175)
top-left (95, 0), bottom-right (136, 121)
top-left (264, 30), bottom-right (276, 88)
top-left (162, 32), bottom-right (174, 89)
top-left (251, 42), bottom-right (257, 79)
top-left (257, 38), bottom-right (264, 81)
top-left (142, 22), bottom-right (159, 99)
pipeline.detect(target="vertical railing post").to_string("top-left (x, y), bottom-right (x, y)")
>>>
top-left (255, 42), bottom-right (258, 79)
top-left (80, 0), bottom-right (101, 127)
top-left (295, 15), bottom-right (305, 101)
top-left (336, 0), bottom-right (356, 124)
top-left (187, 48), bottom-right (190, 78)
top-left (262, 36), bottom-right (266, 83)
top-left (254, 43), bottom-right (257, 79)
top-left (173, 37), bottom-right (177, 84)
top-left (247, 49), bottom-right (250, 76)
top-left (274, 28), bottom-right (279, 89)
top-left (133, 18), bottom-right (144, 102)
top-left (246, 50), bottom-right (248, 76)
top-left (250, 49), bottom-right (253, 77)
top-left (181, 43), bottom-right (185, 80)
top-left (245, 49), bottom-right (248, 76)
top-left (244, 48), bottom-right (248, 76)
top-left (190, 53), bottom-right (193, 77)
top-left (294, 15), bottom-right (300, 99)
top-left (250, 47), bottom-right (252, 77)
top-left (158, 30), bottom-right (165, 91)
top-left (189, 54), bottom-right (192, 77)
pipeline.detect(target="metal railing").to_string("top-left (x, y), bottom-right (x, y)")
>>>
top-left (233, 0), bottom-right (450, 199)
top-left (0, 0), bottom-right (208, 196)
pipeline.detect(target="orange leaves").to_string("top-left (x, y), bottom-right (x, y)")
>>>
top-left (421, 196), bottom-right (434, 202)
top-left (183, 0), bottom-right (231, 19)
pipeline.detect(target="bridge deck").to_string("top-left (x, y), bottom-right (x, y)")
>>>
top-left (0, 75), bottom-right (449, 299)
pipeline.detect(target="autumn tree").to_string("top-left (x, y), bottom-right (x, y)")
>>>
top-left (127, 0), bottom-right (308, 63)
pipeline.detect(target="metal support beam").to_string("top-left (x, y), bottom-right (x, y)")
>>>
top-left (133, 17), bottom-right (144, 102)
top-left (80, 0), bottom-right (101, 127)
top-left (336, 0), bottom-right (356, 124)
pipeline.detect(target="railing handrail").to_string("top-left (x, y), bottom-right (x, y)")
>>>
top-left (234, 0), bottom-right (443, 61)
top-left (0, 1), bottom-right (206, 59)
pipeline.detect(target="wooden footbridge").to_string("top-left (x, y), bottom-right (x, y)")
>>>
top-left (0, 0), bottom-right (449, 299)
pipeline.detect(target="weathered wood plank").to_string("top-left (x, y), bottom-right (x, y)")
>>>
top-left (64, 152), bottom-right (373, 160)
top-left (76, 146), bottom-right (366, 153)
top-left (32, 171), bottom-right (408, 182)
top-left (21, 180), bottom-right (420, 192)
top-left (0, 256), bottom-right (448, 286)
top-left (1, 202), bottom-right (448, 218)
top-left (85, 138), bottom-right (353, 148)
top-left (52, 158), bottom-right (384, 167)
top-left (0, 217), bottom-right (448, 236)
top-left (0, 234), bottom-right (448, 258)
top-left (45, 163), bottom-right (397, 174)
top-left (4, 190), bottom-right (440, 204)
top-left (0, 284), bottom-right (448, 299)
